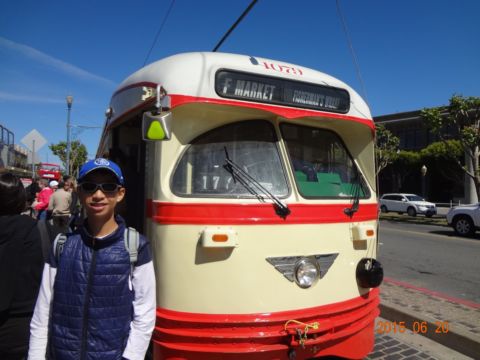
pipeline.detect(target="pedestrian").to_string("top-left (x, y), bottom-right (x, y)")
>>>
top-left (64, 175), bottom-right (82, 231)
top-left (0, 173), bottom-right (44, 359)
top-left (28, 158), bottom-right (156, 360)
top-left (33, 179), bottom-right (53, 220)
top-left (49, 180), bottom-right (59, 192)
top-left (47, 178), bottom-right (72, 233)
top-left (25, 178), bottom-right (40, 217)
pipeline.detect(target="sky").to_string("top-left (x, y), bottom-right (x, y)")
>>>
top-left (1, 0), bottom-right (479, 167)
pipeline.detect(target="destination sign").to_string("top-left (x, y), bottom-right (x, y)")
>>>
top-left (215, 70), bottom-right (350, 113)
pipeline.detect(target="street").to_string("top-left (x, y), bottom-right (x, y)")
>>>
top-left (378, 220), bottom-right (480, 303)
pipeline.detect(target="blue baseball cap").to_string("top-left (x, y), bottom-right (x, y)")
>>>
top-left (78, 158), bottom-right (124, 185)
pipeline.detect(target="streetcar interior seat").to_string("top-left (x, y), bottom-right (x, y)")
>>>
top-left (295, 171), bottom-right (343, 197)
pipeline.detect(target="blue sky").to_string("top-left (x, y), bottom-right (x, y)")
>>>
top-left (1, 0), bottom-right (479, 166)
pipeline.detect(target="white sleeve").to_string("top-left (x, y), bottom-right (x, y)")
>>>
top-left (28, 263), bottom-right (57, 360)
top-left (122, 261), bottom-right (156, 360)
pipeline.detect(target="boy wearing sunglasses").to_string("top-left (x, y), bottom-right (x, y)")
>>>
top-left (29, 158), bottom-right (156, 360)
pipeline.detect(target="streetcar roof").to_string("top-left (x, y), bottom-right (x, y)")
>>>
top-left (108, 52), bottom-right (371, 125)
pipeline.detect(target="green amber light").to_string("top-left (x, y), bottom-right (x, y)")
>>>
top-left (147, 120), bottom-right (165, 140)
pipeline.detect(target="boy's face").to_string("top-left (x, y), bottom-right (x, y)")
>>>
top-left (78, 170), bottom-right (125, 220)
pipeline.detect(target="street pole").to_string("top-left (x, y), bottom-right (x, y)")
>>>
top-left (31, 139), bottom-right (35, 177)
top-left (421, 165), bottom-right (427, 198)
top-left (66, 95), bottom-right (73, 175)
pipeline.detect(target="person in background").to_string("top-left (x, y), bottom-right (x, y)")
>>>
top-left (29, 158), bottom-right (156, 360)
top-left (0, 173), bottom-right (44, 359)
top-left (47, 179), bottom-right (72, 233)
top-left (25, 178), bottom-right (40, 217)
top-left (49, 180), bottom-right (58, 192)
top-left (34, 179), bottom-right (53, 220)
top-left (64, 175), bottom-right (81, 231)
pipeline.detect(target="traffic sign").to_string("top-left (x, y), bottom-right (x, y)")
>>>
top-left (21, 129), bottom-right (47, 151)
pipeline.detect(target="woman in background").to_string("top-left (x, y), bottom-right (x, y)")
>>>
top-left (0, 173), bottom-right (43, 359)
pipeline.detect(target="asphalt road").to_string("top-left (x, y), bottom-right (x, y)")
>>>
top-left (377, 220), bottom-right (480, 303)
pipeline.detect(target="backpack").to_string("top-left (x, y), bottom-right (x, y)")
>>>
top-left (52, 227), bottom-right (140, 276)
top-left (37, 219), bottom-right (61, 262)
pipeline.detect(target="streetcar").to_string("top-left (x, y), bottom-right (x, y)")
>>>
top-left (97, 52), bottom-right (383, 359)
top-left (36, 162), bottom-right (62, 181)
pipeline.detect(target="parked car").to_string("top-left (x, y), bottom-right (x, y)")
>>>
top-left (379, 193), bottom-right (437, 217)
top-left (446, 204), bottom-right (480, 236)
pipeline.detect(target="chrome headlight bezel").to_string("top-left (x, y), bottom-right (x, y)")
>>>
top-left (294, 257), bottom-right (320, 288)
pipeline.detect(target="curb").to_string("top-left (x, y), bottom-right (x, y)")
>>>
top-left (379, 301), bottom-right (480, 359)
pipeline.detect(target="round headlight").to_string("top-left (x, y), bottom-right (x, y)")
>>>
top-left (294, 258), bottom-right (320, 288)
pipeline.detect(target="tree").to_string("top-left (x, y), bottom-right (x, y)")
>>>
top-left (375, 124), bottom-right (400, 176)
top-left (420, 140), bottom-right (463, 184)
top-left (49, 140), bottom-right (88, 177)
top-left (421, 95), bottom-right (480, 198)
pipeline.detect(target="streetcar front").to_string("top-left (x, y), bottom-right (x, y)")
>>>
top-left (100, 52), bottom-right (383, 360)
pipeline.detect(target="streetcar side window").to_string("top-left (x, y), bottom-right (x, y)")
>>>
top-left (280, 123), bottom-right (370, 199)
top-left (171, 120), bottom-right (289, 198)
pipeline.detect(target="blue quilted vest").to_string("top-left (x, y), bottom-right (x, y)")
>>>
top-left (49, 217), bottom-right (134, 360)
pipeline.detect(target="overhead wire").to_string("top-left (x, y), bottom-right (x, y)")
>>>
top-left (212, 0), bottom-right (259, 52)
top-left (336, 0), bottom-right (369, 103)
top-left (142, 0), bottom-right (177, 67)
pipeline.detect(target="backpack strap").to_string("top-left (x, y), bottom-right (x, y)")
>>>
top-left (124, 227), bottom-right (139, 276)
top-left (37, 220), bottom-right (52, 262)
top-left (52, 233), bottom-right (68, 263)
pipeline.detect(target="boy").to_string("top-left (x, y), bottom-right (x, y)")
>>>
top-left (29, 158), bottom-right (156, 360)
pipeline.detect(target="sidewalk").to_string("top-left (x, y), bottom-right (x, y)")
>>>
top-left (379, 278), bottom-right (480, 359)
top-left (369, 319), bottom-right (473, 360)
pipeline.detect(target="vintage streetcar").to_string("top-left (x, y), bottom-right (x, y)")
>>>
top-left (97, 52), bottom-right (383, 359)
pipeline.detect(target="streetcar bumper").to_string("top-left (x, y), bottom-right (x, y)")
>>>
top-left (152, 288), bottom-right (380, 359)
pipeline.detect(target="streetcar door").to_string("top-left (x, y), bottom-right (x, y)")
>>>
top-left (110, 119), bottom-right (146, 232)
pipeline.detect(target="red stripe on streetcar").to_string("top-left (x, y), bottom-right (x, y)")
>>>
top-left (148, 202), bottom-right (378, 225)
top-left (170, 94), bottom-right (375, 129)
top-left (153, 288), bottom-right (379, 359)
top-left (107, 83), bottom-right (374, 133)
top-left (112, 81), bottom-right (157, 97)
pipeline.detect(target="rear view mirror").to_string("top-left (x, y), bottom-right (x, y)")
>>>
top-left (142, 111), bottom-right (172, 141)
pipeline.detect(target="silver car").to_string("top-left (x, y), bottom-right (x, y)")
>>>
top-left (379, 193), bottom-right (437, 217)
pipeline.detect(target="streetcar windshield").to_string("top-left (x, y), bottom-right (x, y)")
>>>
top-left (281, 123), bottom-right (370, 199)
top-left (172, 120), bottom-right (289, 197)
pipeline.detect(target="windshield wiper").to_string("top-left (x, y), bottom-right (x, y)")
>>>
top-left (223, 147), bottom-right (290, 218)
top-left (344, 167), bottom-right (361, 217)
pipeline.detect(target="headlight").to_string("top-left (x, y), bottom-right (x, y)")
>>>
top-left (294, 258), bottom-right (320, 288)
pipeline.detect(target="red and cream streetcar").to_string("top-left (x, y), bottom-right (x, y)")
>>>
top-left (97, 52), bottom-right (383, 359)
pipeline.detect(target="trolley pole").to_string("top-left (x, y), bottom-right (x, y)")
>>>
top-left (66, 95), bottom-right (73, 175)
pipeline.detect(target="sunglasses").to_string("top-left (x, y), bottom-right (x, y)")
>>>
top-left (79, 182), bottom-right (120, 193)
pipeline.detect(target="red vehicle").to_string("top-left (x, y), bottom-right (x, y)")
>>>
top-left (36, 163), bottom-right (62, 181)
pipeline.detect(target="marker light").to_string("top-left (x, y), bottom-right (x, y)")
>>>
top-left (142, 111), bottom-right (172, 141)
top-left (212, 234), bottom-right (229, 242)
top-left (294, 258), bottom-right (320, 288)
top-left (147, 120), bottom-right (166, 140)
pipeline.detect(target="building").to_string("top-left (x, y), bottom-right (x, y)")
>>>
top-left (374, 110), bottom-right (475, 204)
top-left (0, 123), bottom-right (33, 178)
